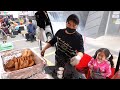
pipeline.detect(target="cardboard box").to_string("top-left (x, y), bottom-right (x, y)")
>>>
top-left (0, 48), bottom-right (47, 79)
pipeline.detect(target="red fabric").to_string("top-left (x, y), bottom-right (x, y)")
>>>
top-left (75, 53), bottom-right (92, 77)
top-left (75, 53), bottom-right (92, 70)
top-left (109, 68), bottom-right (115, 78)
top-left (86, 69), bottom-right (90, 79)
top-left (112, 70), bottom-right (120, 79)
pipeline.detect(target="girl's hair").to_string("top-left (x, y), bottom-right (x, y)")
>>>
top-left (93, 48), bottom-right (114, 68)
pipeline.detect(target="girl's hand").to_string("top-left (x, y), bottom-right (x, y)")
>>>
top-left (100, 73), bottom-right (104, 76)
top-left (90, 65), bottom-right (94, 70)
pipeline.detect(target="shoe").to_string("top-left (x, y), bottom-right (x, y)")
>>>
top-left (31, 40), bottom-right (34, 43)
top-left (27, 39), bottom-right (31, 41)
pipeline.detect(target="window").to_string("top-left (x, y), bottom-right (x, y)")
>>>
top-left (27, 16), bottom-right (35, 20)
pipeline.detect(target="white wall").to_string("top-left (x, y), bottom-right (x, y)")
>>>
top-left (8, 11), bottom-right (19, 18)
top-left (27, 11), bottom-right (37, 16)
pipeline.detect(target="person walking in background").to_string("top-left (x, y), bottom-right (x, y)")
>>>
top-left (35, 11), bottom-right (48, 50)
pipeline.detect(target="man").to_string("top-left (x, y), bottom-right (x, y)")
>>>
top-left (41, 14), bottom-right (84, 67)
top-left (26, 19), bottom-right (36, 42)
top-left (35, 11), bottom-right (48, 50)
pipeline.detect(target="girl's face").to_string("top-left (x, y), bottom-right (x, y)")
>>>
top-left (96, 52), bottom-right (106, 62)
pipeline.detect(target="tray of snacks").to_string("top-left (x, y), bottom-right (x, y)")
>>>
top-left (0, 48), bottom-right (47, 79)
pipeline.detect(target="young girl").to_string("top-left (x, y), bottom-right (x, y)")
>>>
top-left (88, 48), bottom-right (114, 79)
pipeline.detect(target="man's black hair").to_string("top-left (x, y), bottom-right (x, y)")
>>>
top-left (29, 19), bottom-right (32, 23)
top-left (66, 14), bottom-right (79, 25)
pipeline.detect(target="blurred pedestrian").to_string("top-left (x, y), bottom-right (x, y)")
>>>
top-left (26, 19), bottom-right (36, 42)
top-left (1, 23), bottom-right (9, 43)
top-left (35, 11), bottom-right (48, 50)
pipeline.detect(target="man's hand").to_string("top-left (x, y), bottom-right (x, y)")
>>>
top-left (70, 55), bottom-right (81, 66)
top-left (41, 50), bottom-right (45, 56)
top-left (40, 43), bottom-right (51, 57)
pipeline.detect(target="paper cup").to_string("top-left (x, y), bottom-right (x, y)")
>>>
top-left (57, 74), bottom-right (63, 79)
top-left (57, 71), bottom-right (63, 75)
top-left (59, 67), bottom-right (64, 71)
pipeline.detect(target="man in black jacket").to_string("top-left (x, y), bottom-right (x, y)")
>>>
top-left (35, 11), bottom-right (47, 30)
top-left (41, 14), bottom-right (84, 68)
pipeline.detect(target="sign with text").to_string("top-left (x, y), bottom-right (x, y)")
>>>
top-left (115, 19), bottom-right (120, 24)
top-left (112, 14), bottom-right (119, 18)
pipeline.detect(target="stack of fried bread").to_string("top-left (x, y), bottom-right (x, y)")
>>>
top-left (5, 49), bottom-right (35, 71)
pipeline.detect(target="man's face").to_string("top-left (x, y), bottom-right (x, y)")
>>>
top-left (29, 21), bottom-right (32, 24)
top-left (66, 20), bottom-right (78, 29)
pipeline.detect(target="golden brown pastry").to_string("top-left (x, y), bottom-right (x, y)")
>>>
top-left (15, 61), bottom-right (19, 70)
top-left (5, 49), bottom-right (36, 71)
top-left (5, 60), bottom-right (15, 69)
top-left (26, 56), bottom-right (29, 60)
top-left (23, 57), bottom-right (26, 60)
top-left (19, 57), bottom-right (24, 69)
top-left (20, 57), bottom-right (24, 65)
top-left (22, 59), bottom-right (29, 68)
top-left (7, 67), bottom-right (15, 71)
top-left (30, 56), bottom-right (34, 60)
top-left (28, 60), bottom-right (34, 67)
top-left (12, 57), bottom-right (17, 62)
top-left (28, 56), bottom-right (35, 67)
top-left (26, 50), bottom-right (33, 57)
top-left (16, 58), bottom-right (19, 62)
top-left (22, 49), bottom-right (28, 57)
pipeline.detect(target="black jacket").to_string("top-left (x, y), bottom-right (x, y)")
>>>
top-left (35, 11), bottom-right (49, 30)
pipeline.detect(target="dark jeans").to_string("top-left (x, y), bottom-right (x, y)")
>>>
top-left (55, 55), bottom-right (70, 67)
top-left (25, 33), bottom-right (35, 41)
